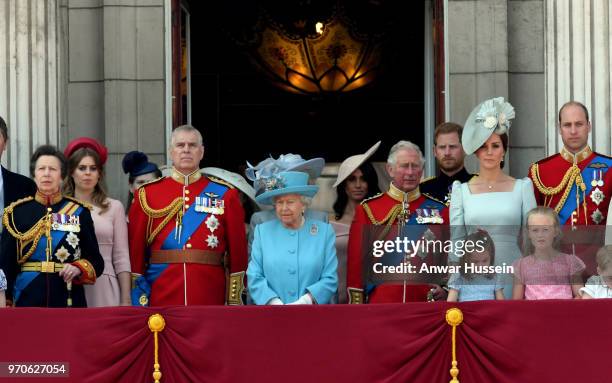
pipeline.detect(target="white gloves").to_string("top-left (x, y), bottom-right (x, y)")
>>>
top-left (267, 297), bottom-right (284, 305)
top-left (287, 293), bottom-right (313, 305)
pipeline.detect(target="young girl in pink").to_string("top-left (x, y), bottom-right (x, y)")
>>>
top-left (513, 207), bottom-right (584, 300)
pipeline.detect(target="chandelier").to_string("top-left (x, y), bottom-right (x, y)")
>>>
top-left (217, 0), bottom-right (392, 96)
top-left (251, 14), bottom-right (382, 95)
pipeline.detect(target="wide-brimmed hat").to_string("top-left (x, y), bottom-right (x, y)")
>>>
top-left (246, 153), bottom-right (325, 195)
top-left (255, 171), bottom-right (319, 205)
top-left (122, 151), bottom-right (160, 178)
top-left (333, 141), bottom-right (381, 188)
top-left (462, 97), bottom-right (515, 155)
top-left (201, 167), bottom-right (257, 203)
top-left (64, 137), bottom-right (108, 165)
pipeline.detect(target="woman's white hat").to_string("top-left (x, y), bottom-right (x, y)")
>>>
top-left (333, 141), bottom-right (381, 188)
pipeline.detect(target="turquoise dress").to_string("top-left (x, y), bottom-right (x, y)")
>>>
top-left (450, 178), bottom-right (537, 297)
top-left (247, 218), bottom-right (338, 305)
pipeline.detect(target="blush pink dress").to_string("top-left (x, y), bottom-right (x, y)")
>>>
top-left (512, 253), bottom-right (585, 300)
top-left (331, 219), bottom-right (350, 304)
top-left (84, 198), bottom-right (131, 307)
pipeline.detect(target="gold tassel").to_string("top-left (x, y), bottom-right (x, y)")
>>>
top-left (446, 308), bottom-right (464, 383)
top-left (148, 314), bottom-right (166, 383)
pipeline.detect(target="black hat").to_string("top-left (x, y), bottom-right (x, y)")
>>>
top-left (122, 151), bottom-right (159, 177)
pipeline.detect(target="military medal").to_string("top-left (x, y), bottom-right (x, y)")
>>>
top-left (591, 209), bottom-right (604, 224)
top-left (55, 246), bottom-right (70, 263)
top-left (590, 187), bottom-right (605, 205)
top-left (205, 215), bottom-right (220, 233)
top-left (416, 209), bottom-right (427, 224)
top-left (206, 234), bottom-right (219, 248)
top-left (592, 170), bottom-right (605, 187)
top-left (66, 232), bottom-right (80, 249)
top-left (196, 194), bottom-right (225, 215)
top-left (51, 213), bottom-right (80, 232)
top-left (431, 209), bottom-right (444, 224)
top-left (416, 209), bottom-right (444, 224)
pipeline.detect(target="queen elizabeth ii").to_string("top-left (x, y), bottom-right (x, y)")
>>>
top-left (247, 171), bottom-right (338, 305)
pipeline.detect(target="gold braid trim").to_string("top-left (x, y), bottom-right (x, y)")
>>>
top-left (531, 164), bottom-right (583, 213)
top-left (138, 187), bottom-right (184, 245)
top-left (363, 203), bottom-right (402, 226)
top-left (363, 203), bottom-right (403, 243)
top-left (2, 197), bottom-right (52, 264)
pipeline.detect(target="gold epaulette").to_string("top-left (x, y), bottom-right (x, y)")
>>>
top-left (420, 176), bottom-right (435, 184)
top-left (422, 193), bottom-right (446, 206)
top-left (64, 195), bottom-right (93, 210)
top-left (207, 175), bottom-right (235, 189)
top-left (360, 192), bottom-right (384, 205)
top-left (4, 196), bottom-right (33, 213)
top-left (139, 176), bottom-right (165, 189)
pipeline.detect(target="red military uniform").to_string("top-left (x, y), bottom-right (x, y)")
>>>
top-left (529, 146), bottom-right (612, 226)
top-left (129, 169), bottom-right (247, 306)
top-left (346, 183), bottom-right (449, 304)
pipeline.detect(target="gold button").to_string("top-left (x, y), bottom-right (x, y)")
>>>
top-left (186, 243), bottom-right (192, 249)
top-left (47, 207), bottom-right (52, 212)
top-left (185, 197), bottom-right (190, 202)
top-left (185, 204), bottom-right (190, 209)
top-left (185, 189), bottom-right (190, 195)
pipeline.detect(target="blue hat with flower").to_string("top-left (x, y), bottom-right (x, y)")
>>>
top-left (245, 153), bottom-right (324, 196)
top-left (254, 171), bottom-right (319, 205)
top-left (462, 97), bottom-right (515, 155)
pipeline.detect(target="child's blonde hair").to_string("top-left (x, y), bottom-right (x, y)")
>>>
top-left (596, 245), bottom-right (612, 271)
top-left (460, 229), bottom-right (495, 280)
top-left (522, 206), bottom-right (561, 255)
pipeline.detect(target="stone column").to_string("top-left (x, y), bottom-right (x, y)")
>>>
top-left (0, 0), bottom-right (62, 175)
top-left (64, 0), bottom-right (167, 203)
top-left (447, 0), bottom-right (510, 173)
top-left (545, 0), bottom-right (612, 155)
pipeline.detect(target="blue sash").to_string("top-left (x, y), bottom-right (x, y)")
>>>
top-left (14, 203), bottom-right (83, 303)
top-left (559, 155), bottom-right (612, 224)
top-left (366, 199), bottom-right (445, 295)
top-left (131, 181), bottom-right (229, 306)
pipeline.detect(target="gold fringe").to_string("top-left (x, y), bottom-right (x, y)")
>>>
top-left (148, 314), bottom-right (166, 383)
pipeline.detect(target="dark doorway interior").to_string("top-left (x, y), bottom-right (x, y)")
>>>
top-left (182, 0), bottom-right (425, 173)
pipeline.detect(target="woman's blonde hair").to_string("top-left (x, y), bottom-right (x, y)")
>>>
top-left (522, 206), bottom-right (561, 255)
top-left (62, 147), bottom-right (110, 213)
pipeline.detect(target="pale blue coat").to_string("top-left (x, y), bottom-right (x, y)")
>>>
top-left (247, 218), bottom-right (338, 305)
